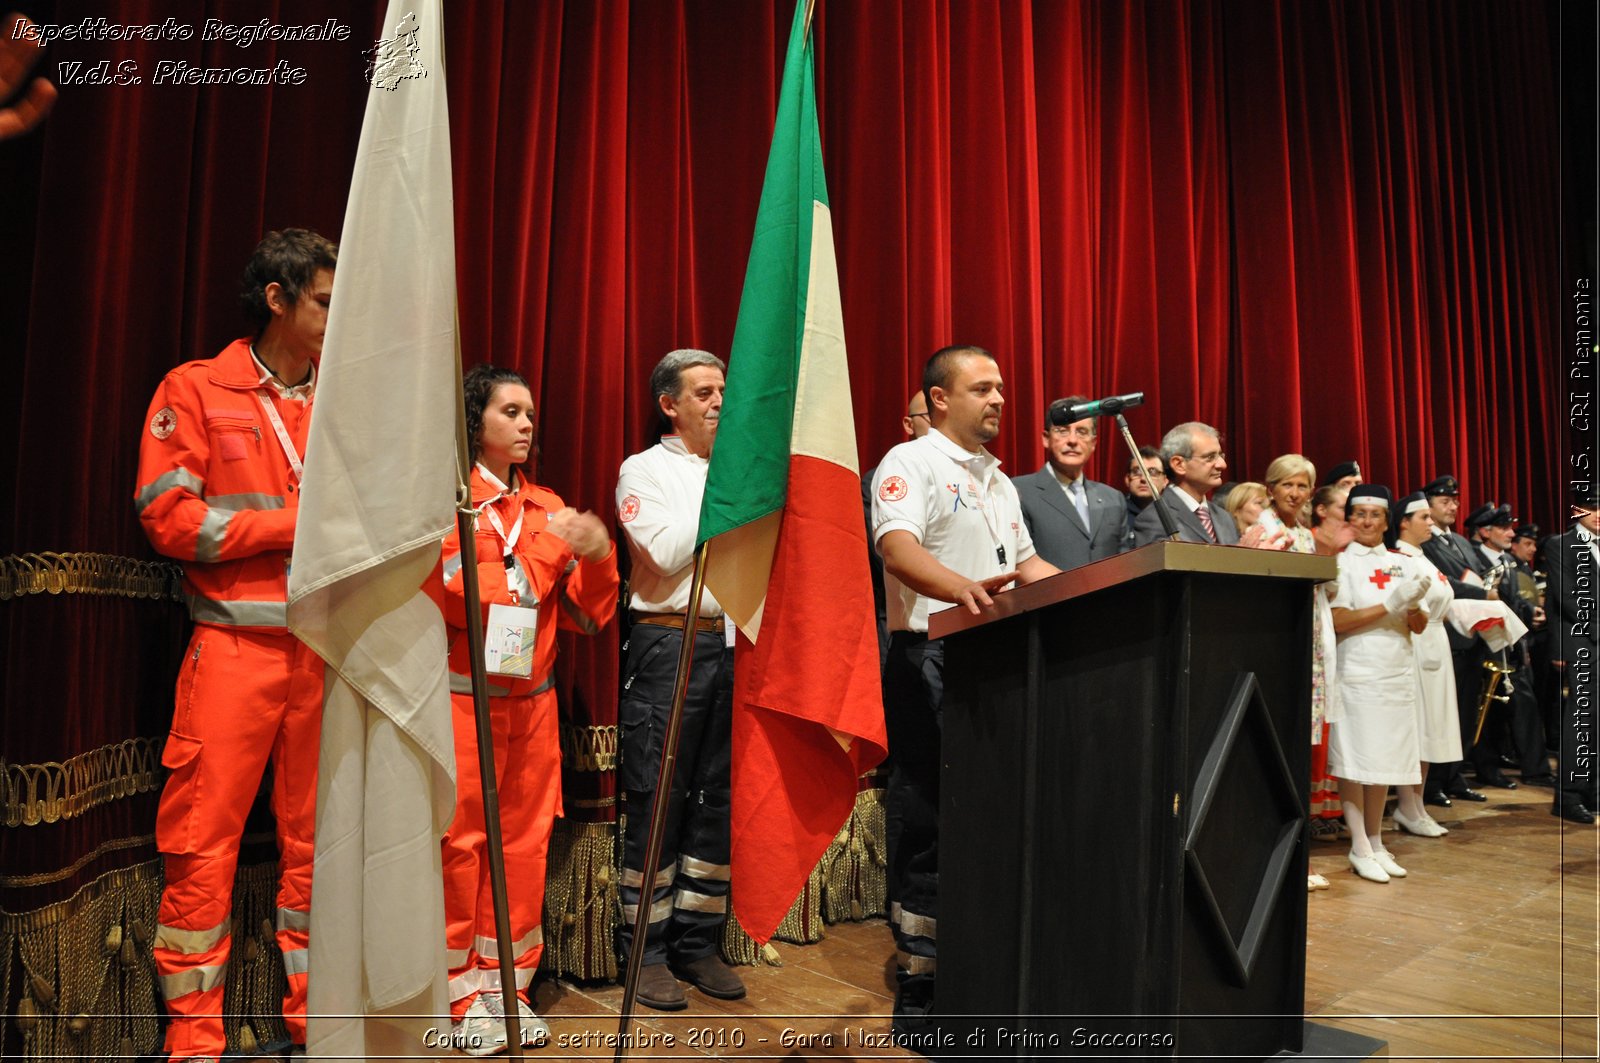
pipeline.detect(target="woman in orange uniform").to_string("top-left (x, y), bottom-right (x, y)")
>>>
top-left (441, 365), bottom-right (618, 1054)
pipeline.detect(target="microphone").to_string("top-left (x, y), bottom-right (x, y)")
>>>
top-left (1049, 391), bottom-right (1145, 426)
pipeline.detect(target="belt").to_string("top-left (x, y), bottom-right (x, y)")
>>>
top-left (631, 611), bottom-right (723, 633)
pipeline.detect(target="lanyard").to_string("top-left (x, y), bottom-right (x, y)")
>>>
top-left (965, 464), bottom-right (1008, 568)
top-left (255, 391), bottom-right (305, 484)
top-left (477, 496), bottom-right (524, 559)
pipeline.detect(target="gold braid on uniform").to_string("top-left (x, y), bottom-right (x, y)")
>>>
top-left (0, 552), bottom-right (184, 601)
top-left (3, 738), bottom-right (166, 828)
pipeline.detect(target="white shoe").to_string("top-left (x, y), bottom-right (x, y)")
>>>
top-left (1394, 808), bottom-right (1447, 838)
top-left (453, 995), bottom-right (506, 1056)
top-left (1370, 849), bottom-right (1407, 878)
top-left (1422, 814), bottom-right (1449, 836)
top-left (1347, 852), bottom-right (1390, 883)
top-left (515, 998), bottom-right (550, 1046)
top-left (1307, 873), bottom-right (1330, 891)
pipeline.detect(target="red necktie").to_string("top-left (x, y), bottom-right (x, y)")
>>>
top-left (1196, 503), bottom-right (1217, 542)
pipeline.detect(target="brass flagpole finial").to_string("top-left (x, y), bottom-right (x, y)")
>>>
top-left (803, 0), bottom-right (817, 42)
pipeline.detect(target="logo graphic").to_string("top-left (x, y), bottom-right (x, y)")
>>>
top-left (878, 476), bottom-right (908, 502)
top-left (619, 495), bottom-right (640, 523)
top-left (366, 11), bottom-right (425, 90)
top-left (150, 407), bottom-right (177, 440)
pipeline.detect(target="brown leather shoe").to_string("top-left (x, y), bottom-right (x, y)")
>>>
top-left (672, 953), bottom-right (747, 1000)
top-left (636, 962), bottom-right (688, 1011)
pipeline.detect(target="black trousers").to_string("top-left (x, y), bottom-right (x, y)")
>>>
top-left (883, 631), bottom-right (943, 1018)
top-left (617, 624), bottom-right (734, 966)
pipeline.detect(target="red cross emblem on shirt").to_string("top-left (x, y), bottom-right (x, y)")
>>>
top-left (1369, 569), bottom-right (1393, 589)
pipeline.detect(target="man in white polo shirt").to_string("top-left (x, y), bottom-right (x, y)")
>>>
top-left (870, 345), bottom-right (1061, 1029)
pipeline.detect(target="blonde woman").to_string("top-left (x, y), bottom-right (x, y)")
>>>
top-left (1223, 481), bottom-right (1270, 535)
top-left (1264, 453), bottom-right (1317, 552)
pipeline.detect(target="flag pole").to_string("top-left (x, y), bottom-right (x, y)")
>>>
top-left (614, 541), bottom-right (713, 1062)
top-left (453, 354), bottom-right (526, 1058)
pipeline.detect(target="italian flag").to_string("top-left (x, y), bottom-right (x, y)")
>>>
top-left (697, 0), bottom-right (887, 944)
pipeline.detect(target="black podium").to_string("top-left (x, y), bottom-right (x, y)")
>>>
top-left (928, 541), bottom-right (1375, 1061)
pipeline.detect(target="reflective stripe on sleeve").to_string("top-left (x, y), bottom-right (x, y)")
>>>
top-left (276, 907), bottom-right (310, 933)
top-left (194, 507), bottom-right (236, 564)
top-left (281, 948), bottom-right (309, 977)
top-left (136, 468), bottom-right (206, 513)
top-left (208, 492), bottom-right (286, 512)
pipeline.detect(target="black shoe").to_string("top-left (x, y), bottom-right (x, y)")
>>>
top-left (1522, 772), bottom-right (1557, 787)
top-left (1446, 785), bottom-right (1488, 802)
top-left (1477, 771), bottom-right (1518, 789)
top-left (1423, 788), bottom-right (1453, 808)
top-left (1499, 753), bottom-right (1518, 769)
top-left (1553, 803), bottom-right (1596, 825)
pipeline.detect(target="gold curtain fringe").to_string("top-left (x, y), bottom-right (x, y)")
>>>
top-left (4, 857), bottom-right (292, 1060)
top-left (3, 737), bottom-right (166, 829)
top-left (559, 723), bottom-right (618, 772)
top-left (540, 819), bottom-right (619, 981)
top-left (821, 786), bottom-right (888, 923)
top-left (4, 861), bottom-right (163, 1060)
top-left (0, 552), bottom-right (184, 602)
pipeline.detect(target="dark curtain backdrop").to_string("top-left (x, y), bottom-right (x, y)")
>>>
top-left (2, 0), bottom-right (1568, 891)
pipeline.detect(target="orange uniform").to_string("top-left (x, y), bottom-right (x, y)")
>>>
top-left (440, 466), bottom-right (618, 1011)
top-left (135, 339), bottom-right (324, 1059)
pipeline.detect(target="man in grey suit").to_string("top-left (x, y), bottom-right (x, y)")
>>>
top-left (1014, 396), bottom-right (1128, 570)
top-left (1132, 421), bottom-right (1240, 547)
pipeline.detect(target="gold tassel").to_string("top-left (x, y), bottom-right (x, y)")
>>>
top-left (539, 819), bottom-right (619, 981)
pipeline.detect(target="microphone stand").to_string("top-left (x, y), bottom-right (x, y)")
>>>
top-left (1114, 412), bottom-right (1181, 541)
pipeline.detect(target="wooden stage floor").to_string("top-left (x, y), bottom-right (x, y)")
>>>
top-left (527, 786), bottom-right (1597, 1061)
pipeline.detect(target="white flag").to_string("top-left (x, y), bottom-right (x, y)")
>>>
top-left (286, 0), bottom-right (458, 1057)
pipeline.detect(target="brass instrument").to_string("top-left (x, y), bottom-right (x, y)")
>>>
top-left (1472, 657), bottom-right (1515, 746)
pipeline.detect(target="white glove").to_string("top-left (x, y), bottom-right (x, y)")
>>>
top-left (1383, 573), bottom-right (1429, 616)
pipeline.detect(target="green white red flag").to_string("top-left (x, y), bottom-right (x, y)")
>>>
top-left (697, 0), bottom-right (887, 944)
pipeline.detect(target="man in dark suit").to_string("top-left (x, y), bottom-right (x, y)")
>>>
top-left (1418, 474), bottom-right (1493, 806)
top-left (1014, 396), bottom-right (1128, 570)
top-left (1541, 493), bottom-right (1599, 823)
top-left (1462, 502), bottom-right (1546, 790)
top-left (1132, 421), bottom-right (1240, 547)
top-left (1122, 445), bottom-right (1166, 549)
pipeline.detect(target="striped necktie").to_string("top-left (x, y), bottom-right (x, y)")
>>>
top-left (1196, 503), bottom-right (1217, 542)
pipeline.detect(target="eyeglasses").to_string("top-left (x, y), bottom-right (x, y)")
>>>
top-left (1193, 451), bottom-right (1225, 465)
top-left (907, 411), bottom-right (930, 422)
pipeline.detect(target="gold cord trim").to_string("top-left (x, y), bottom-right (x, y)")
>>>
top-left (3, 738), bottom-right (166, 828)
top-left (0, 552), bottom-right (183, 602)
top-left (0, 846), bottom-right (158, 915)
top-left (559, 723), bottom-right (617, 772)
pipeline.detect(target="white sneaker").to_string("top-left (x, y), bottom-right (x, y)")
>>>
top-left (515, 998), bottom-right (550, 1046)
top-left (1370, 849), bottom-right (1407, 878)
top-left (453, 994), bottom-right (509, 1057)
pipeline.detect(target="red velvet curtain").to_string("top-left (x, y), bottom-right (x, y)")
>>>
top-left (1, 0), bottom-right (1566, 889)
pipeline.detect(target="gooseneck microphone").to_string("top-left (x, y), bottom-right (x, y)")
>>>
top-left (1050, 391), bottom-right (1146, 425)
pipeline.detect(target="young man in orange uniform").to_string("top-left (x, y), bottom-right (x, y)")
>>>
top-left (134, 229), bottom-right (335, 1061)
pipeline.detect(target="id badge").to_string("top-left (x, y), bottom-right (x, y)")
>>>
top-left (485, 602), bottom-right (538, 678)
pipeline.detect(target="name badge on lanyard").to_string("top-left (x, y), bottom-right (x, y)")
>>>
top-left (479, 496), bottom-right (537, 678)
